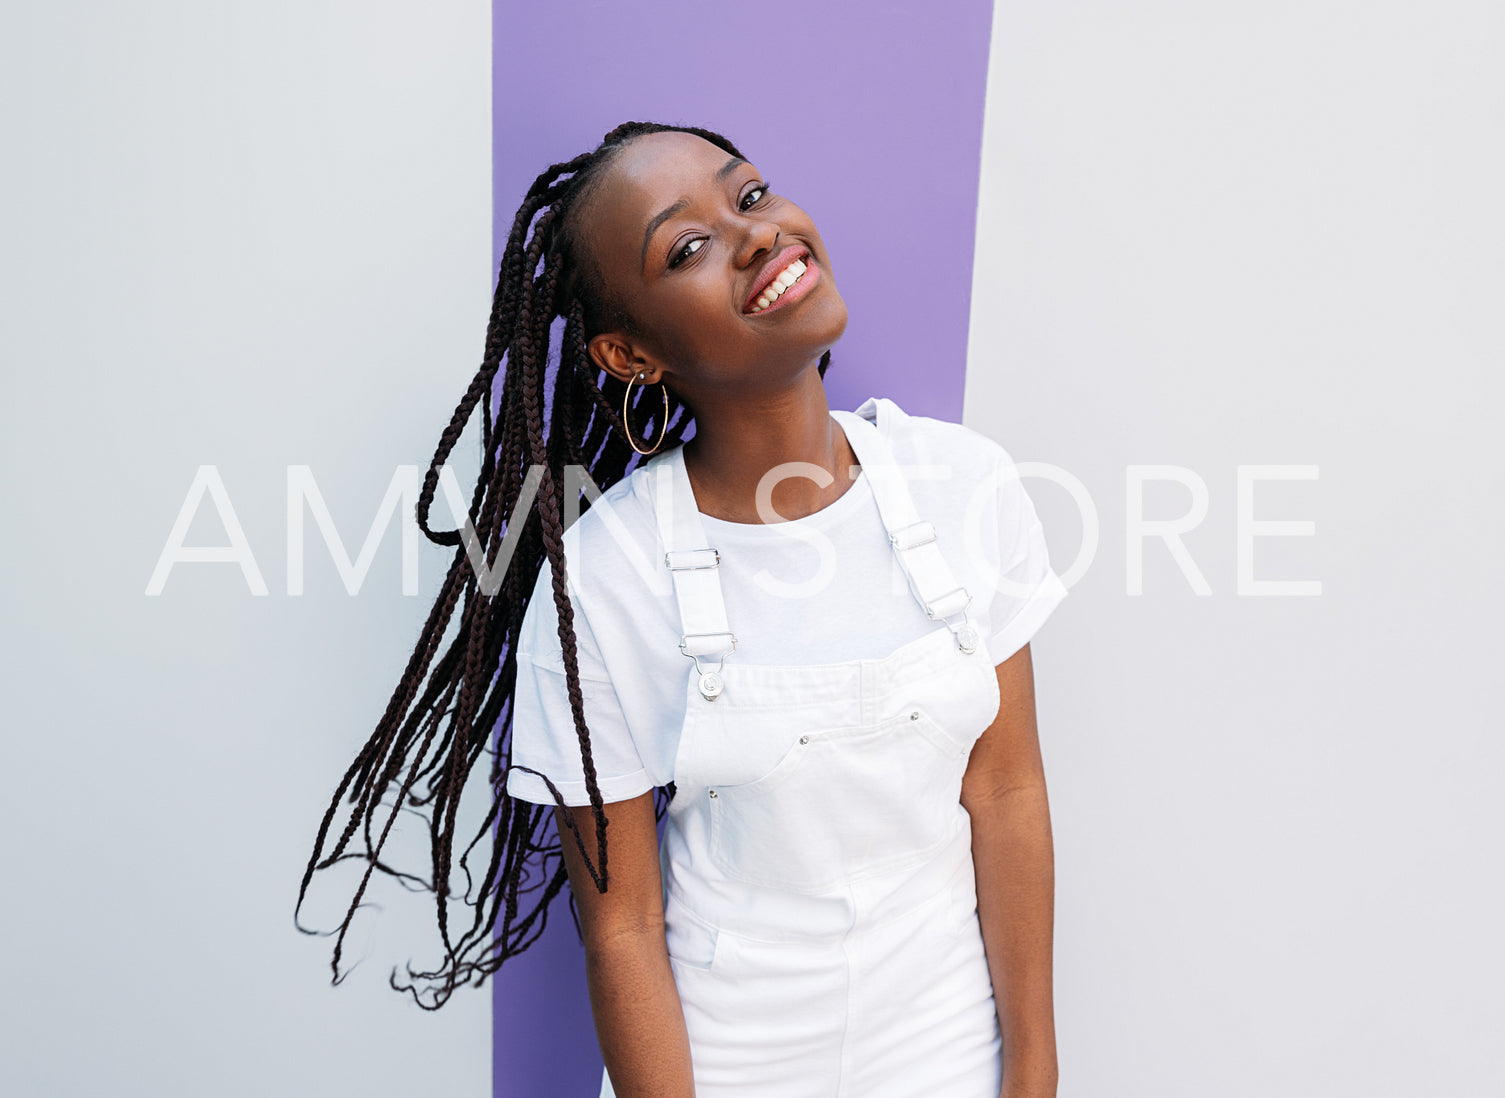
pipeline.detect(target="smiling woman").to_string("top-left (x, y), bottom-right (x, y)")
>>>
top-left (297, 121), bottom-right (1068, 1098)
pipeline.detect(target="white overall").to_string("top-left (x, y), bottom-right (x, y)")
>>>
top-left (599, 407), bottom-right (1005, 1098)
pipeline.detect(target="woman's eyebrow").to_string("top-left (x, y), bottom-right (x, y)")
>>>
top-left (715, 155), bottom-right (748, 182)
top-left (641, 199), bottom-right (689, 269)
top-left (640, 156), bottom-right (751, 269)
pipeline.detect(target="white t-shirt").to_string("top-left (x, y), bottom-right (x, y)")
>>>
top-left (504, 397), bottom-right (1068, 808)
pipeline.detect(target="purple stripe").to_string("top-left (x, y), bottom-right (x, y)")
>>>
top-left (492, 2), bottom-right (994, 1093)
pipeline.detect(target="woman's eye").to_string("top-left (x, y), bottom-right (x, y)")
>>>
top-left (740, 184), bottom-right (769, 211)
top-left (669, 237), bottom-right (705, 268)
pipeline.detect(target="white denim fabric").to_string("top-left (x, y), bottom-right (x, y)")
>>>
top-left (599, 404), bottom-right (1010, 1097)
top-left (506, 396), bottom-right (1068, 810)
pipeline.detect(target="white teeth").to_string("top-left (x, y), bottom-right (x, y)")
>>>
top-left (750, 258), bottom-right (809, 313)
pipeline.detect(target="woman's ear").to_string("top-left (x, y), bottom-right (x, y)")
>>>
top-left (588, 332), bottom-right (661, 385)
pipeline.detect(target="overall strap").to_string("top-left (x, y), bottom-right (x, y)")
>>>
top-left (832, 407), bottom-right (981, 654)
top-left (652, 445), bottom-right (736, 700)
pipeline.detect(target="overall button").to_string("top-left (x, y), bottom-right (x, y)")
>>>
top-left (698, 670), bottom-right (724, 700)
top-left (799, 736), bottom-right (809, 744)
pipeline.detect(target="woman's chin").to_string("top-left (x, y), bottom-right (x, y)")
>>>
top-left (769, 284), bottom-right (846, 344)
top-left (803, 293), bottom-right (849, 353)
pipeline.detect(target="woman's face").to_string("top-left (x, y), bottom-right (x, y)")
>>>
top-left (578, 131), bottom-right (848, 403)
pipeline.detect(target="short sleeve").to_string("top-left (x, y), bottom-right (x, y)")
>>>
top-left (979, 447), bottom-right (1070, 665)
top-left (504, 560), bottom-right (654, 807)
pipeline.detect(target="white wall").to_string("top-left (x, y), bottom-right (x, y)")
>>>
top-left (966, 2), bottom-right (1501, 1094)
top-left (1, 3), bottom-right (493, 1095)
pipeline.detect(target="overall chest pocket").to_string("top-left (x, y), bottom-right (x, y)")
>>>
top-left (706, 706), bottom-right (970, 895)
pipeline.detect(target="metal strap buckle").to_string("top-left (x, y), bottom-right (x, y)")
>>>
top-left (888, 521), bottom-right (937, 552)
top-left (923, 586), bottom-right (972, 621)
top-left (679, 631), bottom-right (737, 657)
top-left (665, 547), bottom-right (720, 571)
top-left (680, 632), bottom-right (737, 701)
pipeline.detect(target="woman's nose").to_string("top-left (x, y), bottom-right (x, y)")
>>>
top-left (737, 216), bottom-right (781, 268)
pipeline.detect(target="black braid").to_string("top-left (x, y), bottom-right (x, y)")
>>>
top-left (294, 121), bottom-right (834, 1011)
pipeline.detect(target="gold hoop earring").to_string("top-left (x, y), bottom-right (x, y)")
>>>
top-left (623, 371), bottom-right (669, 455)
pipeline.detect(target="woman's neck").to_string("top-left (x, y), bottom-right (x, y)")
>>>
top-left (679, 371), bottom-right (861, 525)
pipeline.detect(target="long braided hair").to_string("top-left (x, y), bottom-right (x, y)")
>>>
top-left (295, 121), bottom-right (832, 1010)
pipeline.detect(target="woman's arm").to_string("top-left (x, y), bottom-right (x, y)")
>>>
top-left (960, 642), bottom-right (1060, 1098)
top-left (555, 792), bottom-right (694, 1098)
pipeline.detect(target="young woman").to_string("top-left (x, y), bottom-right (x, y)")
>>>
top-left (298, 121), bottom-right (1068, 1098)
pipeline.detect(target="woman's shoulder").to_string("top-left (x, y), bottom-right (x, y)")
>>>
top-left (849, 395), bottom-right (1017, 478)
top-left (519, 458), bottom-right (674, 664)
top-left (554, 454), bottom-right (673, 606)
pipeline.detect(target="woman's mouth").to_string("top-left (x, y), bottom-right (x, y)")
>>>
top-left (744, 247), bottom-right (819, 316)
